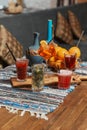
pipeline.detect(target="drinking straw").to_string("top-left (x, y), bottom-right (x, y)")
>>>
top-left (77, 30), bottom-right (84, 47)
top-left (6, 43), bottom-right (16, 62)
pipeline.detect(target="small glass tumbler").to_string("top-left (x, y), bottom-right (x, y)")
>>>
top-left (64, 53), bottom-right (76, 70)
top-left (58, 69), bottom-right (72, 89)
top-left (32, 64), bottom-right (44, 91)
top-left (16, 58), bottom-right (29, 81)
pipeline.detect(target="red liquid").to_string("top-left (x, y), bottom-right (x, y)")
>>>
top-left (58, 74), bottom-right (71, 89)
top-left (65, 54), bottom-right (76, 70)
top-left (16, 59), bottom-right (28, 81)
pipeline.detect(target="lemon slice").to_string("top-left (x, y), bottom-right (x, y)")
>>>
top-left (40, 40), bottom-right (48, 47)
top-left (69, 46), bottom-right (81, 58)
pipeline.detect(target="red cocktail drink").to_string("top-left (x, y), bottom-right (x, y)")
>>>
top-left (64, 54), bottom-right (76, 70)
top-left (16, 59), bottom-right (29, 81)
top-left (58, 70), bottom-right (72, 89)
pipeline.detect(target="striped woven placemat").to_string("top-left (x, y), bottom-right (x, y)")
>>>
top-left (0, 84), bottom-right (75, 120)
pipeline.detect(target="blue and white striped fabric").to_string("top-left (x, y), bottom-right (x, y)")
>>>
top-left (0, 84), bottom-right (75, 120)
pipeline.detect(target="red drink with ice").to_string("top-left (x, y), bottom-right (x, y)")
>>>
top-left (58, 70), bottom-right (72, 89)
top-left (16, 59), bottom-right (29, 81)
top-left (65, 54), bottom-right (76, 70)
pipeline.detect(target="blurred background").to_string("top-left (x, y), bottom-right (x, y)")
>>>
top-left (0, 0), bottom-right (87, 10)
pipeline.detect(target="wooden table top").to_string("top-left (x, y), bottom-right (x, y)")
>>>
top-left (0, 81), bottom-right (87, 130)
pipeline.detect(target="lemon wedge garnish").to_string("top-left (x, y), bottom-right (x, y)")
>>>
top-left (40, 40), bottom-right (48, 47)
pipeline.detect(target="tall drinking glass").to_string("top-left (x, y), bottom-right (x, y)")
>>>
top-left (64, 53), bottom-right (76, 70)
top-left (32, 64), bottom-right (44, 91)
top-left (16, 58), bottom-right (29, 81)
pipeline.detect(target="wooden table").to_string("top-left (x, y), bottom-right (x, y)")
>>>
top-left (0, 81), bottom-right (87, 130)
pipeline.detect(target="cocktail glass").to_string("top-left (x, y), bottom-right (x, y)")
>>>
top-left (32, 64), bottom-right (44, 91)
top-left (64, 53), bottom-right (76, 70)
top-left (16, 58), bottom-right (29, 81)
top-left (58, 69), bottom-right (72, 89)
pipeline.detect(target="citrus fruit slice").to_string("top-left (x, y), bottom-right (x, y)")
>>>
top-left (57, 48), bottom-right (69, 60)
top-left (40, 40), bottom-right (48, 48)
top-left (69, 46), bottom-right (81, 58)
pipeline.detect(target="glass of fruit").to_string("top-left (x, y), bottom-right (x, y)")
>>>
top-left (32, 64), bottom-right (44, 91)
top-left (38, 41), bottom-right (55, 70)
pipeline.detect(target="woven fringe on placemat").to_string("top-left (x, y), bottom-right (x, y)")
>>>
top-left (0, 85), bottom-right (76, 120)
